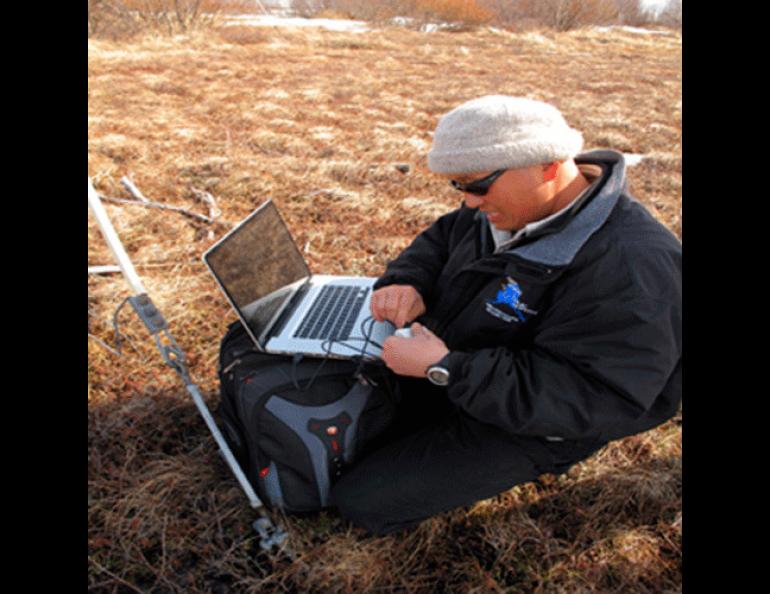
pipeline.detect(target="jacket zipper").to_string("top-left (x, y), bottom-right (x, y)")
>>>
top-left (433, 270), bottom-right (497, 336)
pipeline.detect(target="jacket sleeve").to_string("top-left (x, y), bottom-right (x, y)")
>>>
top-left (442, 289), bottom-right (682, 440)
top-left (373, 208), bottom-right (462, 305)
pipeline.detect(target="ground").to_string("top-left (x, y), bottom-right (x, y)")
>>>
top-left (88, 21), bottom-right (681, 593)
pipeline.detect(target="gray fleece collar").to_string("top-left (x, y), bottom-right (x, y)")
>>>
top-left (505, 149), bottom-right (628, 267)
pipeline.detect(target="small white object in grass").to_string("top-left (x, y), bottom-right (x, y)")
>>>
top-left (421, 23), bottom-right (463, 33)
top-left (391, 16), bottom-right (416, 26)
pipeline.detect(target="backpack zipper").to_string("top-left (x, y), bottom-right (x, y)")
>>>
top-left (220, 347), bottom-right (261, 377)
top-left (222, 357), bottom-right (242, 375)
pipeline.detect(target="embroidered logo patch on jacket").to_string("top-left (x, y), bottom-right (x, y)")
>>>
top-left (485, 277), bottom-right (539, 323)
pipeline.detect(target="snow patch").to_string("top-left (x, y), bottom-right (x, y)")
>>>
top-left (223, 14), bottom-right (370, 33)
top-left (593, 25), bottom-right (673, 36)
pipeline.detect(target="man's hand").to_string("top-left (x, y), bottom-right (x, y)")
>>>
top-left (381, 322), bottom-right (449, 378)
top-left (371, 284), bottom-right (426, 329)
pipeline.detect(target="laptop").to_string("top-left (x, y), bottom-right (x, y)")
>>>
top-left (203, 199), bottom-right (395, 360)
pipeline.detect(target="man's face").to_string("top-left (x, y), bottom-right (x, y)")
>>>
top-left (446, 165), bottom-right (554, 231)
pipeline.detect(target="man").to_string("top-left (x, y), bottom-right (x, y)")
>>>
top-left (330, 95), bottom-right (682, 535)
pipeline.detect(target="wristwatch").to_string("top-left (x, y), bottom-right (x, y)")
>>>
top-left (426, 355), bottom-right (451, 387)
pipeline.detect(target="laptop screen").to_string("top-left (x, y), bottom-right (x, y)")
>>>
top-left (204, 200), bottom-right (311, 344)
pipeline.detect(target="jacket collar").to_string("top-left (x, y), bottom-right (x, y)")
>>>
top-left (501, 149), bottom-right (628, 268)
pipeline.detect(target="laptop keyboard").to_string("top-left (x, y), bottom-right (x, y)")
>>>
top-left (293, 285), bottom-right (370, 341)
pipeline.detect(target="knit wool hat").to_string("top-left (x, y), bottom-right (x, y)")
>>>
top-left (427, 95), bottom-right (584, 175)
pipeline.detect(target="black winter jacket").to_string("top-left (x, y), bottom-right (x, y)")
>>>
top-left (374, 150), bottom-right (682, 442)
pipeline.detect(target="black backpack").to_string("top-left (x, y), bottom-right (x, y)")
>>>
top-left (216, 320), bottom-right (399, 513)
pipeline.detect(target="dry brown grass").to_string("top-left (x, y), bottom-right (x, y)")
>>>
top-left (88, 22), bottom-right (681, 593)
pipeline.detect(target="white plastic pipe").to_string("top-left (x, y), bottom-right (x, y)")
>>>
top-left (88, 176), bottom-right (264, 510)
top-left (87, 177), bottom-right (147, 295)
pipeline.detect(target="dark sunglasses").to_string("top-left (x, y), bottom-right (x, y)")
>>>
top-left (450, 169), bottom-right (506, 196)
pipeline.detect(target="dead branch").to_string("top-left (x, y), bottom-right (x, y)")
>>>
top-left (88, 333), bottom-right (123, 357)
top-left (88, 261), bottom-right (202, 276)
top-left (120, 176), bottom-right (150, 203)
top-left (190, 187), bottom-right (222, 221)
top-left (89, 265), bottom-right (121, 275)
top-left (88, 557), bottom-right (143, 593)
top-left (99, 193), bottom-right (217, 225)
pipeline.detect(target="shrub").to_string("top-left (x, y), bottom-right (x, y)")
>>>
top-left (658, 0), bottom-right (682, 28)
top-left (88, 0), bottom-right (142, 39)
top-left (514, 0), bottom-right (618, 31)
top-left (411, 0), bottom-right (496, 24)
top-left (615, 0), bottom-right (656, 26)
top-left (481, 0), bottom-right (635, 30)
top-left (88, 0), bottom-right (242, 39)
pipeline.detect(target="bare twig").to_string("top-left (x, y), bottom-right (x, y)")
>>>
top-left (88, 265), bottom-right (122, 275)
top-left (88, 557), bottom-right (145, 594)
top-left (304, 188), bottom-right (352, 200)
top-left (110, 177), bottom-right (232, 230)
top-left (88, 261), bottom-right (202, 276)
top-left (88, 333), bottom-right (123, 357)
top-left (190, 187), bottom-right (222, 220)
top-left (99, 193), bottom-right (217, 225)
top-left (120, 175), bottom-right (150, 203)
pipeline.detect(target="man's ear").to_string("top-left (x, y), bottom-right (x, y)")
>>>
top-left (542, 161), bottom-right (559, 182)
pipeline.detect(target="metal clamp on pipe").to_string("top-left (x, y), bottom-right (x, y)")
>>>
top-left (129, 294), bottom-right (168, 334)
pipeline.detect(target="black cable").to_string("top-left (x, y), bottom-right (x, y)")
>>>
top-left (290, 353), bottom-right (303, 391)
top-left (353, 316), bottom-right (376, 379)
top-left (294, 316), bottom-right (387, 392)
top-left (291, 351), bottom-right (330, 392)
top-left (112, 296), bottom-right (133, 355)
top-left (319, 316), bottom-right (384, 358)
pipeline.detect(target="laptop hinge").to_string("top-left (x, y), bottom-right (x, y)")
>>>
top-left (268, 280), bottom-right (312, 341)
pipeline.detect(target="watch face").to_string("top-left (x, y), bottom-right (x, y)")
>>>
top-left (427, 366), bottom-right (450, 386)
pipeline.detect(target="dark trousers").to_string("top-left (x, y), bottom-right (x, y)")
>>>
top-left (331, 377), bottom-right (606, 535)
